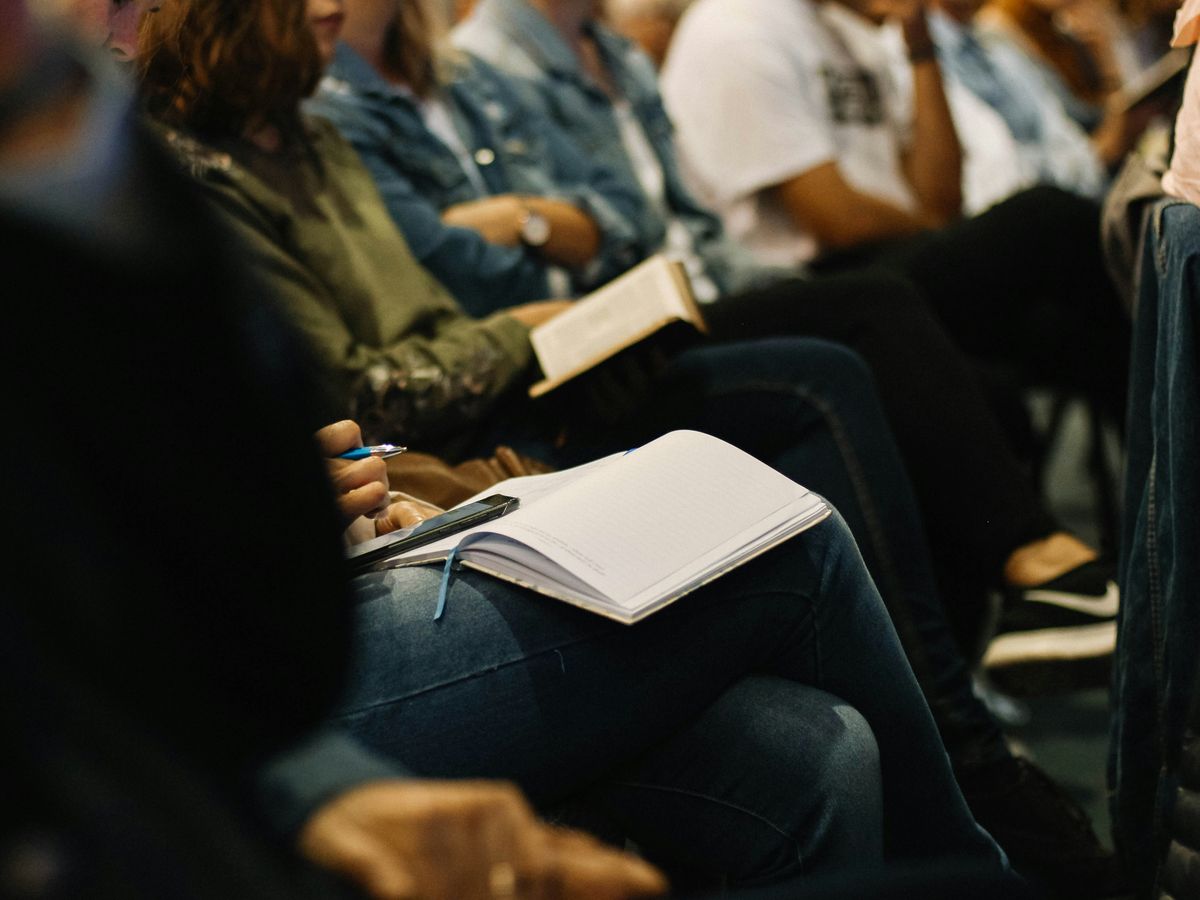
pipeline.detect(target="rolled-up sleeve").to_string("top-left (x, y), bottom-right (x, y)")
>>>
top-left (535, 110), bottom-right (648, 290)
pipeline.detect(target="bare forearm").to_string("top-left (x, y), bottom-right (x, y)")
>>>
top-left (439, 194), bottom-right (600, 268)
top-left (772, 165), bottom-right (935, 251)
top-left (820, 195), bottom-right (934, 247)
top-left (901, 16), bottom-right (962, 221)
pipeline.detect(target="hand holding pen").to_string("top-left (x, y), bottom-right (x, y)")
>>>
top-left (337, 443), bottom-right (407, 460)
top-left (315, 421), bottom-right (404, 526)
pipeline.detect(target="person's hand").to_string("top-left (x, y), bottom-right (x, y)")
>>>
top-left (507, 300), bottom-right (572, 329)
top-left (373, 494), bottom-right (445, 537)
top-left (299, 780), bottom-right (669, 900)
top-left (315, 420), bottom-right (391, 527)
top-left (441, 197), bottom-right (597, 263)
top-left (442, 195), bottom-right (525, 246)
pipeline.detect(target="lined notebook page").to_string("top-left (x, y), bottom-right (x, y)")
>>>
top-left (480, 431), bottom-right (817, 603)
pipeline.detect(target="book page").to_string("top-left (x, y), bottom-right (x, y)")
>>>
top-left (531, 255), bottom-right (697, 382)
top-left (381, 452), bottom-right (627, 561)
top-left (381, 432), bottom-right (828, 620)
top-left (474, 431), bottom-right (823, 607)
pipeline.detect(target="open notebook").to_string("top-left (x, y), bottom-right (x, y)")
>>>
top-left (377, 431), bottom-right (830, 624)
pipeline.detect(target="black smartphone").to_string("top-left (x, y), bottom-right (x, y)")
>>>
top-left (346, 494), bottom-right (520, 573)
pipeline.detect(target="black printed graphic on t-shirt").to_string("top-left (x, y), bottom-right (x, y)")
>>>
top-left (820, 66), bottom-right (884, 125)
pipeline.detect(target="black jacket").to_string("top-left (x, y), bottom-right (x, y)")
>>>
top-left (1, 118), bottom-right (357, 897)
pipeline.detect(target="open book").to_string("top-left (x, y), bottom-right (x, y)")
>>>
top-left (379, 431), bottom-right (830, 624)
top-left (529, 255), bottom-right (707, 398)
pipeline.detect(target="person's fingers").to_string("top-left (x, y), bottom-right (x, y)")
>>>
top-left (543, 828), bottom-right (668, 899)
top-left (315, 419), bottom-right (364, 457)
top-left (332, 455), bottom-right (388, 491)
top-left (300, 816), bottom-right (419, 900)
top-left (518, 827), bottom-right (563, 900)
top-left (376, 499), bottom-right (440, 534)
top-left (429, 785), bottom-right (542, 900)
top-left (333, 457), bottom-right (389, 521)
top-left (474, 796), bottom-right (528, 900)
top-left (411, 791), bottom-right (508, 899)
top-left (341, 482), bottom-right (391, 520)
top-left (332, 456), bottom-right (390, 517)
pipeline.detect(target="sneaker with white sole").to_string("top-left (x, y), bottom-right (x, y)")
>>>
top-left (985, 561), bottom-right (1118, 695)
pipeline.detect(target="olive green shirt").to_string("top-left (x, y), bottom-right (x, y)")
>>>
top-left (160, 117), bottom-right (533, 445)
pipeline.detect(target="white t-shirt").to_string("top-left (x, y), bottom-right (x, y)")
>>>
top-left (942, 79), bottom-right (1031, 213)
top-left (661, 0), bottom-right (916, 265)
top-left (610, 99), bottom-right (721, 301)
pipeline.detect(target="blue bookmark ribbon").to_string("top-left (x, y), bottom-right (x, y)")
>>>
top-left (434, 545), bottom-right (461, 621)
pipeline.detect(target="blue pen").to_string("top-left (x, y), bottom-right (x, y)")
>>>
top-left (338, 444), bottom-right (407, 460)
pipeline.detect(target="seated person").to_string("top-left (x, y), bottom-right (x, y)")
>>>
top-left (932, 0), bottom-right (1144, 179)
top-left (656, 0), bottom-right (1130, 419)
top-left (318, 0), bottom-right (1119, 678)
top-left (1111, 192), bottom-right (1200, 898)
top-left (316, 417), bottom-right (1005, 889)
top-left (11, 3), bottom-right (1010, 892)
top-left (918, 0), bottom-right (1130, 207)
top-left (1112, 5), bottom-right (1200, 886)
top-left (977, 0), bottom-right (1125, 126)
top-left (310, 0), bottom-right (653, 313)
top-left (0, 10), bottom-right (661, 897)
top-left (129, 0), bottom-right (1115, 892)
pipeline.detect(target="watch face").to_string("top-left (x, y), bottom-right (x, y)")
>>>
top-left (520, 210), bottom-right (551, 247)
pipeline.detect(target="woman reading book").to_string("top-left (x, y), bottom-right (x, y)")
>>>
top-left (119, 0), bottom-right (1014, 890)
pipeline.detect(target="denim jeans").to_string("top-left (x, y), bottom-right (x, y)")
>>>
top-left (335, 511), bottom-right (1003, 885)
top-left (594, 338), bottom-right (1012, 771)
top-left (479, 338), bottom-right (1011, 774)
top-left (1110, 199), bottom-right (1200, 888)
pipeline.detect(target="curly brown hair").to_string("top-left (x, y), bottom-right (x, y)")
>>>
top-left (137, 0), bottom-right (322, 138)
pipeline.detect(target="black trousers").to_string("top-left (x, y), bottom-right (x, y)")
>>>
top-left (706, 186), bottom-right (1127, 598)
top-left (707, 268), bottom-right (1054, 598)
top-left (700, 186), bottom-right (1123, 595)
top-left (814, 186), bottom-right (1130, 419)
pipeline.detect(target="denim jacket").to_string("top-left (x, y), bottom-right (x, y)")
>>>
top-left (306, 43), bottom-right (646, 317)
top-left (454, 0), bottom-right (775, 296)
top-left (1111, 198), bottom-right (1200, 890)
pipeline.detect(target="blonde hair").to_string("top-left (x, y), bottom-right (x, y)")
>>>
top-left (381, 0), bottom-right (463, 97)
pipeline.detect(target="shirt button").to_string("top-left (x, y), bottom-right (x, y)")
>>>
top-left (474, 148), bottom-right (496, 166)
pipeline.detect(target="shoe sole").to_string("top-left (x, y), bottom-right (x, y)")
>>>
top-left (984, 621), bottom-right (1115, 696)
top-left (1021, 580), bottom-right (1120, 618)
top-left (985, 621), bottom-right (1116, 667)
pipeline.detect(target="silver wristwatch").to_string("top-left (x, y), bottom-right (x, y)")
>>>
top-left (517, 205), bottom-right (551, 247)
